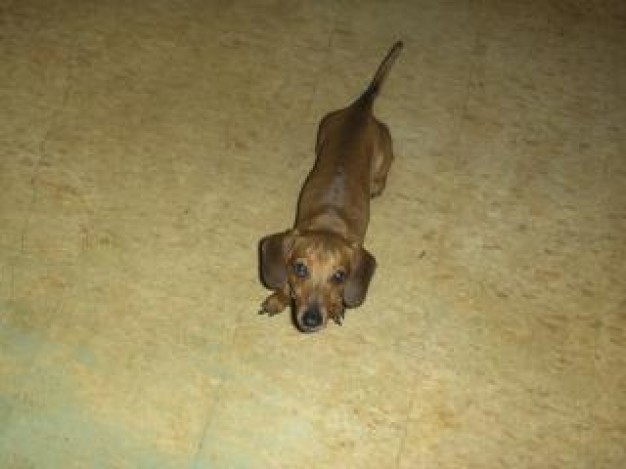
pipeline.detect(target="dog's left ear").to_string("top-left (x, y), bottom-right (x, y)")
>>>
top-left (258, 230), bottom-right (294, 289)
top-left (344, 246), bottom-right (377, 308)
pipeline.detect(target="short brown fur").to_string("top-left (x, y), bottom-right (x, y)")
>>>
top-left (259, 41), bottom-right (403, 332)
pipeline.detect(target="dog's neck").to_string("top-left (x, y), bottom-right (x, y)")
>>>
top-left (296, 205), bottom-right (363, 245)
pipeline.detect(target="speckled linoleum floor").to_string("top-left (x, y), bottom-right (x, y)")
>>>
top-left (1, 1), bottom-right (625, 467)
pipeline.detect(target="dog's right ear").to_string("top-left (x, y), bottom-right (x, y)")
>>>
top-left (258, 230), bottom-right (295, 289)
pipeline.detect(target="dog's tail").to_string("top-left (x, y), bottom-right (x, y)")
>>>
top-left (357, 40), bottom-right (403, 109)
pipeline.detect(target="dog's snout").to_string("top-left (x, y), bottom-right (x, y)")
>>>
top-left (302, 306), bottom-right (323, 330)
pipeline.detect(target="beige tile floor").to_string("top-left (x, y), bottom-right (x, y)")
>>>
top-left (1, 0), bottom-right (625, 467)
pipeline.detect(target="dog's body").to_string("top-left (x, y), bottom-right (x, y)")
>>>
top-left (259, 41), bottom-right (403, 333)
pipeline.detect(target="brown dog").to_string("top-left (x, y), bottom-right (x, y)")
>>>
top-left (259, 41), bottom-right (403, 333)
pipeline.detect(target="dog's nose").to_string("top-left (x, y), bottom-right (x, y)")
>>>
top-left (302, 307), bottom-right (323, 329)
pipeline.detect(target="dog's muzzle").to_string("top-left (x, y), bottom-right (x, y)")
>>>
top-left (297, 303), bottom-right (324, 333)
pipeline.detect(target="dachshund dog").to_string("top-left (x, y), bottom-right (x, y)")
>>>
top-left (258, 41), bottom-right (403, 333)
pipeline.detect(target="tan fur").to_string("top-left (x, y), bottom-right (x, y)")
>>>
top-left (259, 41), bottom-right (403, 332)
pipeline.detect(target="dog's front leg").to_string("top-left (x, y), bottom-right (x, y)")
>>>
top-left (260, 284), bottom-right (291, 316)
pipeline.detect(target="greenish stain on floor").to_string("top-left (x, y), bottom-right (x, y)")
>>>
top-left (0, 319), bottom-right (187, 468)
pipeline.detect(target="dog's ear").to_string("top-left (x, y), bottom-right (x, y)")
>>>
top-left (344, 246), bottom-right (377, 308)
top-left (258, 231), bottom-right (295, 289)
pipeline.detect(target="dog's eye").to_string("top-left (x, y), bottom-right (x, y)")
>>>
top-left (331, 270), bottom-right (346, 284)
top-left (293, 261), bottom-right (309, 279)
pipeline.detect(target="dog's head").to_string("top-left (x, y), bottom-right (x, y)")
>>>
top-left (259, 229), bottom-right (376, 333)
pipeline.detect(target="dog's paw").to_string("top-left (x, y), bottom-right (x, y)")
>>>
top-left (331, 309), bottom-right (345, 326)
top-left (259, 292), bottom-right (289, 316)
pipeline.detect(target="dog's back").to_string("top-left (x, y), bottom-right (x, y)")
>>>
top-left (296, 41), bottom-right (404, 243)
